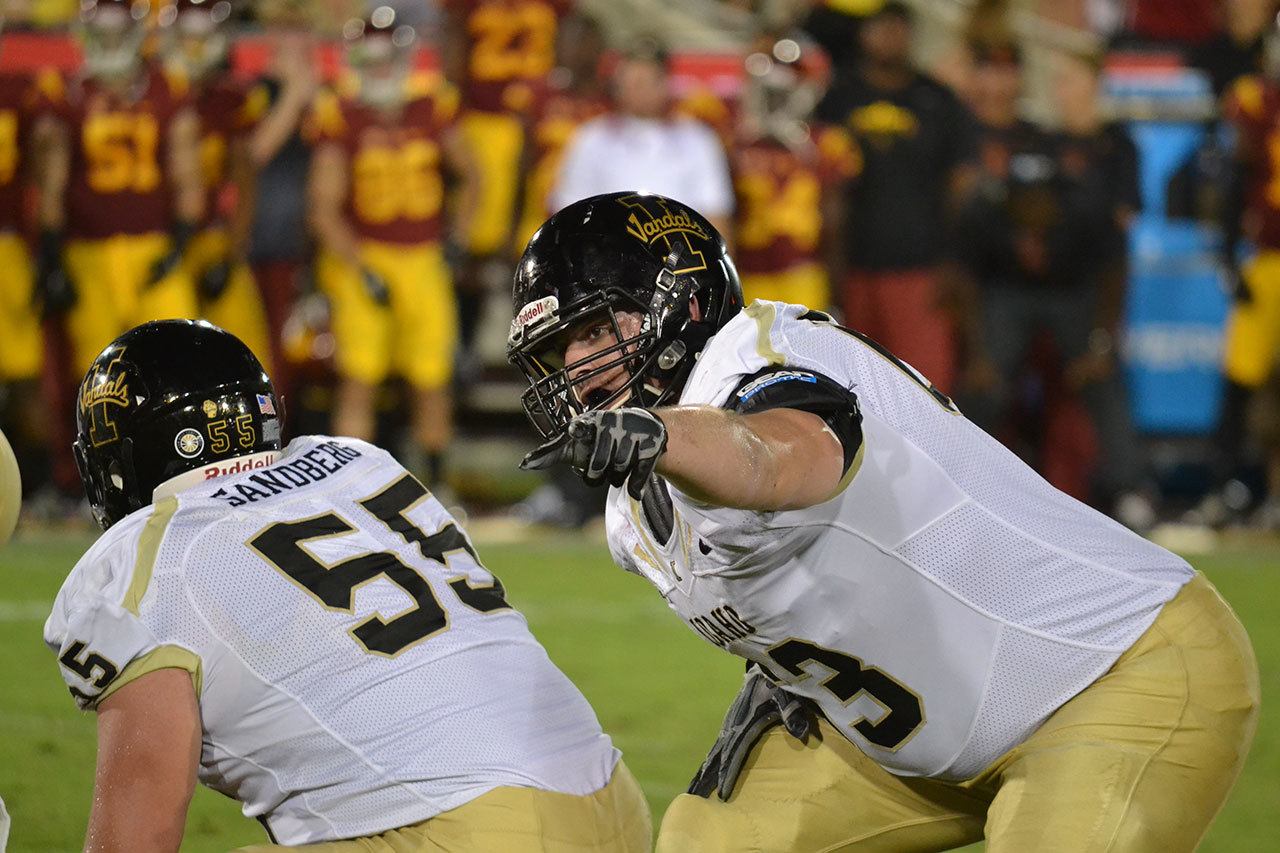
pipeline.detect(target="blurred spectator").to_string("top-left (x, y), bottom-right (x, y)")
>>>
top-left (1119, 0), bottom-right (1221, 49)
top-left (815, 0), bottom-right (978, 392)
top-left (551, 44), bottom-right (734, 234)
top-left (512, 12), bottom-right (609, 252)
top-left (955, 47), bottom-right (1151, 522)
top-left (245, 21), bottom-right (320, 407)
top-left (442, 0), bottom-right (572, 357)
top-left (1116, 0), bottom-right (1272, 96)
top-left (167, 0), bottom-right (273, 373)
top-left (0, 28), bottom-right (47, 500)
top-left (731, 37), bottom-right (860, 310)
top-left (306, 8), bottom-right (480, 493)
top-left (31, 0), bottom-right (203, 376)
top-left (1191, 0), bottom-right (1274, 95)
top-left (1202, 63), bottom-right (1280, 525)
top-left (800, 0), bottom-right (879, 75)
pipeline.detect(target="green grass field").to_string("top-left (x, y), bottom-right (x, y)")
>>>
top-left (1, 528), bottom-right (1276, 852)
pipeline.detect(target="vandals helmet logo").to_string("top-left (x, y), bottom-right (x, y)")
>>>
top-left (617, 195), bottom-right (709, 275)
top-left (80, 352), bottom-right (130, 448)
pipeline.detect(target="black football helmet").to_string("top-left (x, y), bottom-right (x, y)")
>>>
top-left (74, 320), bottom-right (282, 530)
top-left (507, 192), bottom-right (743, 439)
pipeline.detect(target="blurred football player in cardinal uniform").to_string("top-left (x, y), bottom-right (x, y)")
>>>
top-left (307, 9), bottom-right (481, 492)
top-left (512, 12), bottom-right (608, 253)
top-left (0, 21), bottom-right (48, 506)
top-left (31, 0), bottom-right (203, 375)
top-left (164, 0), bottom-right (273, 371)
top-left (441, 0), bottom-right (572, 359)
top-left (731, 37), bottom-right (859, 312)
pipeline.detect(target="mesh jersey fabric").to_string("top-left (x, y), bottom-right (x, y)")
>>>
top-left (605, 301), bottom-right (1190, 780)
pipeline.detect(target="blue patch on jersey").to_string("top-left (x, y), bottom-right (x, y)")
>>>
top-left (735, 370), bottom-right (818, 401)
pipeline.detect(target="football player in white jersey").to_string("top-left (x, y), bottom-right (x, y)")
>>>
top-left (509, 192), bottom-right (1260, 852)
top-left (46, 320), bottom-right (650, 852)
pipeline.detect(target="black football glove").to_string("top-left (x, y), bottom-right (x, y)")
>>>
top-left (687, 666), bottom-right (817, 801)
top-left (199, 259), bottom-right (233, 301)
top-left (33, 229), bottom-right (75, 317)
top-left (520, 408), bottom-right (668, 500)
top-left (146, 220), bottom-right (196, 289)
top-left (360, 265), bottom-right (391, 306)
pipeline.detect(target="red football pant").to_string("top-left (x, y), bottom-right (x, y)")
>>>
top-left (841, 267), bottom-right (957, 393)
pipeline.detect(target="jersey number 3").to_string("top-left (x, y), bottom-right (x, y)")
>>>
top-left (249, 475), bottom-right (509, 657)
top-left (768, 639), bottom-right (924, 751)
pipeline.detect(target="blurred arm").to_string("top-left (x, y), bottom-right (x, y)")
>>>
top-left (308, 141), bottom-right (362, 267)
top-left (84, 668), bottom-right (200, 853)
top-left (228, 135), bottom-right (257, 260)
top-left (820, 175), bottom-right (848, 289)
top-left (31, 114), bottom-right (69, 230)
top-left (248, 68), bottom-right (316, 169)
top-left (167, 107), bottom-right (205, 225)
top-left (441, 8), bottom-right (469, 91)
top-left (441, 123), bottom-right (481, 244)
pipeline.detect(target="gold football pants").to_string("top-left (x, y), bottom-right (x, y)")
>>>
top-left (658, 572), bottom-right (1259, 852)
top-left (235, 761), bottom-right (651, 852)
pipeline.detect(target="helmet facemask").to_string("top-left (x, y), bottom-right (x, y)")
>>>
top-left (509, 257), bottom-right (709, 440)
top-left (344, 12), bottom-right (416, 110)
top-left (79, 1), bottom-right (149, 82)
top-left (170, 2), bottom-right (232, 82)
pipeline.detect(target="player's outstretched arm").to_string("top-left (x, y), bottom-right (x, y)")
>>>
top-left (523, 405), bottom-right (847, 510)
top-left (656, 405), bottom-right (847, 511)
top-left (85, 669), bottom-right (200, 853)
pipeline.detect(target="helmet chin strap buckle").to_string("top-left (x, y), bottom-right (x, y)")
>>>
top-left (657, 339), bottom-right (687, 371)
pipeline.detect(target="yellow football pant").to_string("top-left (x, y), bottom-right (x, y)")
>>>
top-left (316, 241), bottom-right (457, 390)
top-left (457, 110), bottom-right (524, 255)
top-left (658, 572), bottom-right (1259, 852)
top-left (741, 264), bottom-right (831, 313)
top-left (184, 228), bottom-right (273, 372)
top-left (1224, 249), bottom-right (1280, 387)
top-left (64, 232), bottom-right (196, 375)
top-left (0, 233), bottom-right (40, 380)
top-left (235, 761), bottom-right (651, 852)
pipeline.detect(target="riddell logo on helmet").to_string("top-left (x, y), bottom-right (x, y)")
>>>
top-left (510, 296), bottom-right (559, 343)
top-left (625, 210), bottom-right (708, 244)
top-left (203, 453), bottom-right (277, 479)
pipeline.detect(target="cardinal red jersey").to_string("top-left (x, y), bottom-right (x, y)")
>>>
top-left (445, 0), bottom-right (567, 115)
top-left (523, 80), bottom-right (607, 221)
top-left (732, 126), bottom-right (861, 275)
top-left (195, 78), bottom-right (269, 226)
top-left (307, 77), bottom-right (460, 245)
top-left (1226, 75), bottom-right (1280, 250)
top-left (0, 73), bottom-right (33, 232)
top-left (34, 66), bottom-right (190, 239)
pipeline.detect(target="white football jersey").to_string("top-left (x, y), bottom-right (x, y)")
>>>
top-left (606, 301), bottom-right (1192, 781)
top-left (46, 436), bottom-right (618, 844)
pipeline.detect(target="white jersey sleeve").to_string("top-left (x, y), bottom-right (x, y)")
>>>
top-left (45, 502), bottom-right (200, 710)
top-left (606, 300), bottom-right (1192, 781)
top-left (48, 436), bottom-right (619, 844)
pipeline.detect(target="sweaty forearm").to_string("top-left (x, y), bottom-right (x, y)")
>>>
top-left (655, 406), bottom-right (844, 511)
